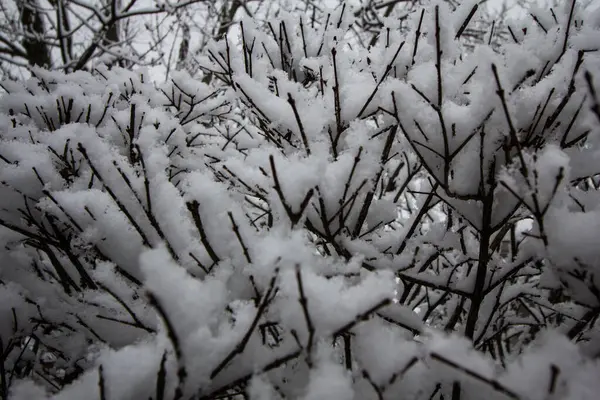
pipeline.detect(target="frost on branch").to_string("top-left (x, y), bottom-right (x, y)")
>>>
top-left (2, 1), bottom-right (600, 399)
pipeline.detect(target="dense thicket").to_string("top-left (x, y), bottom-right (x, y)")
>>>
top-left (0, 0), bottom-right (504, 79)
top-left (1, 1), bottom-right (600, 399)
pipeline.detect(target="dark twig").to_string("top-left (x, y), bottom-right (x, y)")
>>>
top-left (287, 93), bottom-right (311, 155)
top-left (455, 4), bottom-right (478, 40)
top-left (147, 292), bottom-right (187, 400)
top-left (357, 41), bottom-right (405, 118)
top-left (584, 71), bottom-right (600, 122)
top-left (556, 0), bottom-right (577, 65)
top-left (411, 10), bottom-right (425, 66)
top-left (210, 270), bottom-right (279, 379)
top-left (333, 298), bottom-right (391, 336)
top-left (187, 201), bottom-right (221, 265)
top-left (269, 155), bottom-right (314, 226)
top-left (295, 264), bottom-right (315, 366)
top-left (98, 365), bottom-right (106, 400)
top-left (491, 65), bottom-right (527, 176)
top-left (155, 351), bottom-right (168, 400)
top-left (430, 352), bottom-right (521, 399)
top-left (228, 211), bottom-right (252, 263)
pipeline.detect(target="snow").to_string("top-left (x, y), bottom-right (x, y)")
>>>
top-left (2, 1), bottom-right (600, 399)
top-left (301, 345), bottom-right (354, 400)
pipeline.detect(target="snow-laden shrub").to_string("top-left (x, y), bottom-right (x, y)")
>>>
top-left (1, 1), bottom-right (600, 399)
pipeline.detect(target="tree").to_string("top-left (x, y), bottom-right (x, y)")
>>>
top-left (0, 0), bottom-right (282, 79)
top-left (0, 0), bottom-right (521, 80)
top-left (1, 0), bottom-right (600, 399)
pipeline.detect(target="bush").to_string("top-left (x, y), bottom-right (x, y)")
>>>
top-left (1, 1), bottom-right (600, 399)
